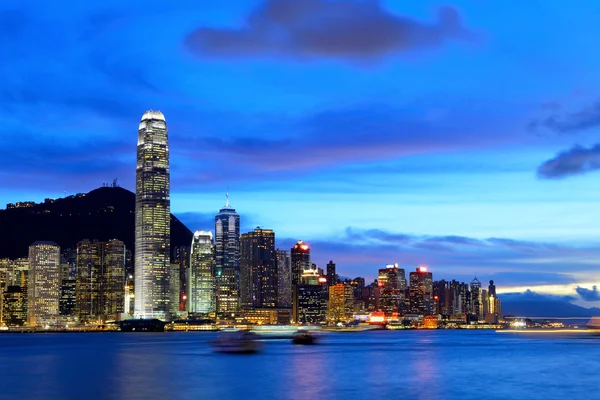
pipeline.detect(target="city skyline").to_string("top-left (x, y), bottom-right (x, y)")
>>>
top-left (1, 0), bottom-right (600, 307)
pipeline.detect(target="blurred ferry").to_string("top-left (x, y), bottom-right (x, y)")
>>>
top-left (250, 325), bottom-right (299, 339)
top-left (587, 316), bottom-right (600, 329)
top-left (211, 331), bottom-right (261, 354)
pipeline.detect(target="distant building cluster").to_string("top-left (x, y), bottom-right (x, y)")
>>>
top-left (0, 111), bottom-right (503, 329)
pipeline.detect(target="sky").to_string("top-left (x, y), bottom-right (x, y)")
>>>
top-left (2, 0), bottom-right (600, 308)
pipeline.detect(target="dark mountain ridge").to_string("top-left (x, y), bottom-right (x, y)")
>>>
top-left (0, 186), bottom-right (192, 259)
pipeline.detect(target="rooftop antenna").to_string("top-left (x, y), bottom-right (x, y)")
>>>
top-left (225, 192), bottom-right (229, 207)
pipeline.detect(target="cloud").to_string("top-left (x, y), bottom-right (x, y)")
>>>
top-left (185, 0), bottom-right (473, 61)
top-left (575, 285), bottom-right (600, 302)
top-left (537, 143), bottom-right (600, 179)
top-left (529, 99), bottom-right (600, 134)
top-left (276, 227), bottom-right (598, 286)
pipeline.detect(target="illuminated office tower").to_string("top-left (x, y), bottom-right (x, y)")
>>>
top-left (294, 266), bottom-right (327, 323)
top-left (2, 286), bottom-right (26, 326)
top-left (135, 110), bottom-right (171, 320)
top-left (215, 195), bottom-right (240, 313)
top-left (276, 250), bottom-right (291, 307)
top-left (328, 283), bottom-right (353, 322)
top-left (291, 241), bottom-right (310, 286)
top-left (172, 245), bottom-right (191, 312)
top-left (470, 277), bottom-right (482, 320)
top-left (240, 227), bottom-right (277, 308)
top-left (104, 240), bottom-right (126, 321)
top-left (27, 241), bottom-right (61, 326)
top-left (188, 231), bottom-right (215, 314)
top-left (76, 240), bottom-right (101, 323)
top-left (378, 264), bottom-right (406, 316)
top-left (169, 263), bottom-right (180, 318)
top-left (76, 239), bottom-right (125, 323)
top-left (409, 266), bottom-right (434, 316)
top-left (485, 280), bottom-right (501, 323)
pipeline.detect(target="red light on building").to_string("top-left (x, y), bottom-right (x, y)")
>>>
top-left (318, 276), bottom-right (327, 284)
top-left (433, 296), bottom-right (439, 300)
top-left (418, 266), bottom-right (427, 272)
top-left (301, 244), bottom-right (309, 250)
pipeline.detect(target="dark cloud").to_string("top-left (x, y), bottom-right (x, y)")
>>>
top-left (529, 100), bottom-right (600, 134)
top-left (575, 285), bottom-right (600, 302)
top-left (185, 0), bottom-right (473, 61)
top-left (537, 143), bottom-right (600, 179)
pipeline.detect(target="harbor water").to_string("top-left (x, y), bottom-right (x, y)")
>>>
top-left (0, 330), bottom-right (599, 400)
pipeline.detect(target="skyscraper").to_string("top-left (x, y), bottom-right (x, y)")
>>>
top-left (134, 110), bottom-right (171, 320)
top-left (291, 241), bottom-right (310, 286)
top-left (470, 277), bottom-right (482, 320)
top-left (326, 261), bottom-right (337, 286)
top-left (276, 250), bottom-right (291, 307)
top-left (215, 195), bottom-right (240, 314)
top-left (76, 239), bottom-right (126, 323)
top-left (27, 241), bottom-right (61, 326)
top-left (409, 266), bottom-right (434, 316)
top-left (378, 264), bottom-right (406, 316)
top-left (188, 231), bottom-right (215, 314)
top-left (240, 227), bottom-right (277, 308)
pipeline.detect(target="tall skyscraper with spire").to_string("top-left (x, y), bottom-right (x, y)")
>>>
top-left (134, 110), bottom-right (171, 320)
top-left (215, 195), bottom-right (240, 313)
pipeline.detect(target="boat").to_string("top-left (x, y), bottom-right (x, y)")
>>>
top-left (250, 325), bottom-right (299, 339)
top-left (587, 316), bottom-right (600, 329)
top-left (119, 319), bottom-right (166, 332)
top-left (292, 330), bottom-right (317, 345)
top-left (321, 324), bottom-right (380, 333)
top-left (211, 331), bottom-right (262, 354)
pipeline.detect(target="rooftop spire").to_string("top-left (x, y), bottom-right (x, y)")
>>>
top-left (225, 192), bottom-right (229, 207)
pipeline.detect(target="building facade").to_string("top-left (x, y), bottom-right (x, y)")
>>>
top-left (134, 110), bottom-right (171, 320)
top-left (27, 242), bottom-right (61, 326)
top-left (276, 250), bottom-right (291, 308)
top-left (291, 241), bottom-right (310, 286)
top-left (378, 264), bottom-right (406, 316)
top-left (240, 228), bottom-right (277, 309)
top-left (76, 239), bottom-right (126, 323)
top-left (214, 196), bottom-right (240, 314)
top-left (188, 231), bottom-right (215, 314)
top-left (409, 266), bottom-right (434, 316)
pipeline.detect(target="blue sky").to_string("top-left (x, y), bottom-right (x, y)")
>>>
top-left (2, 0), bottom-right (600, 306)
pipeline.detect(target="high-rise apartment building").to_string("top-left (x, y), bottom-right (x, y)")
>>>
top-left (409, 266), bottom-right (433, 316)
top-left (240, 228), bottom-right (277, 308)
top-left (188, 231), bottom-right (215, 315)
top-left (134, 110), bottom-right (171, 320)
top-left (215, 196), bottom-right (240, 313)
top-left (27, 241), bottom-right (61, 326)
top-left (276, 250), bottom-right (291, 307)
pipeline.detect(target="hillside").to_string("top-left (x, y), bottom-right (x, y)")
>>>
top-left (0, 187), bottom-right (193, 259)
